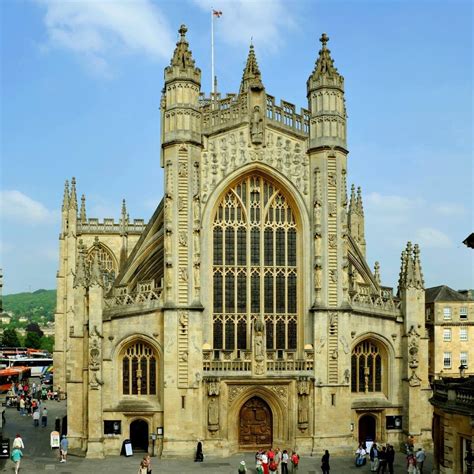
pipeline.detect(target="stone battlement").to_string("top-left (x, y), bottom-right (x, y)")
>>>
top-left (199, 92), bottom-right (309, 137)
top-left (78, 218), bottom-right (146, 235)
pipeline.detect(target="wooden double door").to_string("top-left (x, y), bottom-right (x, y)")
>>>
top-left (239, 397), bottom-right (272, 449)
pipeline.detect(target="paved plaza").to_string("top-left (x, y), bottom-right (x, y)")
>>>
top-left (0, 398), bottom-right (433, 473)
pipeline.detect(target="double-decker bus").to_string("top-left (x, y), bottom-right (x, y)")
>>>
top-left (0, 367), bottom-right (31, 393)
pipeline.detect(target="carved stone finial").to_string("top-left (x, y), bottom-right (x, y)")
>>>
top-left (320, 33), bottom-right (329, 47)
top-left (69, 177), bottom-right (77, 211)
top-left (73, 239), bottom-right (88, 288)
top-left (89, 238), bottom-right (103, 287)
top-left (80, 194), bottom-right (86, 223)
top-left (240, 44), bottom-right (264, 93)
top-left (398, 242), bottom-right (424, 292)
top-left (374, 261), bottom-right (381, 285)
top-left (62, 180), bottom-right (70, 212)
top-left (356, 186), bottom-right (364, 215)
top-left (310, 32), bottom-right (340, 80)
top-left (179, 24), bottom-right (187, 38)
top-left (349, 184), bottom-right (356, 212)
top-left (413, 244), bottom-right (425, 289)
top-left (169, 24), bottom-right (196, 70)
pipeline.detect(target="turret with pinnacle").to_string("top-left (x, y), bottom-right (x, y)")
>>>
top-left (307, 33), bottom-right (347, 151)
top-left (161, 25), bottom-right (202, 152)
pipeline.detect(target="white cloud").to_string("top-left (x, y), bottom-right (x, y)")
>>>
top-left (36, 0), bottom-right (175, 76)
top-left (193, 0), bottom-right (295, 51)
top-left (414, 227), bottom-right (453, 249)
top-left (0, 190), bottom-right (55, 223)
top-left (435, 203), bottom-right (467, 216)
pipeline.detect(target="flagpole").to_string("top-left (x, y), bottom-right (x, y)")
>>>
top-left (211, 8), bottom-right (215, 95)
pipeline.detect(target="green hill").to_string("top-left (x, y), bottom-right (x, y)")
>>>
top-left (3, 289), bottom-right (56, 323)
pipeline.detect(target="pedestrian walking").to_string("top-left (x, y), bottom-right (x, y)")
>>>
top-left (195, 440), bottom-right (203, 462)
top-left (11, 447), bottom-right (23, 474)
top-left (386, 445), bottom-right (395, 474)
top-left (60, 435), bottom-right (68, 463)
top-left (415, 447), bottom-right (426, 473)
top-left (12, 434), bottom-right (24, 450)
top-left (41, 407), bottom-right (48, 427)
top-left (281, 449), bottom-right (289, 474)
top-left (321, 450), bottom-right (330, 474)
top-left (377, 446), bottom-right (388, 473)
top-left (137, 459), bottom-right (147, 474)
top-left (144, 454), bottom-right (152, 474)
top-left (370, 444), bottom-right (380, 472)
top-left (238, 460), bottom-right (247, 473)
top-left (407, 453), bottom-right (417, 474)
top-left (19, 398), bottom-right (25, 416)
top-left (33, 409), bottom-right (40, 427)
top-left (290, 450), bottom-right (299, 473)
top-left (256, 460), bottom-right (264, 474)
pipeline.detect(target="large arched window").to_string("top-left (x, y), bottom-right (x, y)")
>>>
top-left (351, 340), bottom-right (384, 393)
top-left (212, 175), bottom-right (298, 351)
top-left (86, 244), bottom-right (117, 290)
top-left (122, 341), bottom-right (157, 395)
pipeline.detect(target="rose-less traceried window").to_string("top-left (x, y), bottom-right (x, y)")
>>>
top-left (122, 341), bottom-right (157, 395)
top-left (213, 175), bottom-right (298, 351)
top-left (351, 340), bottom-right (383, 393)
top-left (86, 244), bottom-right (117, 289)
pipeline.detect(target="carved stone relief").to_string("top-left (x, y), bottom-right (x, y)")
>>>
top-left (201, 131), bottom-right (308, 203)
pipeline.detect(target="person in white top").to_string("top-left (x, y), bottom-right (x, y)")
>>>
top-left (12, 434), bottom-right (24, 449)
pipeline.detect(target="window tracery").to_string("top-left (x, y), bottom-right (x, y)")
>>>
top-left (86, 244), bottom-right (117, 290)
top-left (121, 341), bottom-right (157, 395)
top-left (212, 175), bottom-right (298, 351)
top-left (351, 340), bottom-right (384, 393)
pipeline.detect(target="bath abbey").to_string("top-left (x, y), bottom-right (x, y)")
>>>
top-left (54, 26), bottom-right (432, 458)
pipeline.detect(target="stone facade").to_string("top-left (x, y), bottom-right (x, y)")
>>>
top-left (425, 286), bottom-right (474, 379)
top-left (55, 27), bottom-right (433, 458)
top-left (430, 377), bottom-right (474, 474)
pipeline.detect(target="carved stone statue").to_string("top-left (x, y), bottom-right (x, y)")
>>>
top-left (253, 316), bottom-right (265, 364)
top-left (298, 394), bottom-right (309, 427)
top-left (250, 105), bottom-right (264, 144)
top-left (208, 396), bottom-right (219, 429)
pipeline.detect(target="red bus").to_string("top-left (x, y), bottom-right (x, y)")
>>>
top-left (0, 366), bottom-right (31, 393)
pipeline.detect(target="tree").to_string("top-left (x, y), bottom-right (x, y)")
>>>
top-left (1, 328), bottom-right (22, 347)
top-left (40, 336), bottom-right (54, 353)
top-left (24, 331), bottom-right (42, 349)
top-left (25, 322), bottom-right (44, 337)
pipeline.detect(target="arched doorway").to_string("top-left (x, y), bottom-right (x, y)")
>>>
top-left (359, 414), bottom-right (376, 444)
top-left (239, 397), bottom-right (272, 450)
top-left (130, 419), bottom-right (149, 452)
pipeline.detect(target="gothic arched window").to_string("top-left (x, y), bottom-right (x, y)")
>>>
top-left (212, 175), bottom-right (298, 351)
top-left (86, 244), bottom-right (117, 289)
top-left (122, 341), bottom-right (157, 395)
top-left (351, 340), bottom-right (384, 393)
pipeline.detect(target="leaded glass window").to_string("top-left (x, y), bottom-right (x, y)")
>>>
top-left (212, 175), bottom-right (298, 351)
top-left (122, 341), bottom-right (157, 395)
top-left (351, 340), bottom-right (384, 393)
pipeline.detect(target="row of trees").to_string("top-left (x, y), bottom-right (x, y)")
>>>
top-left (1, 324), bottom-right (54, 353)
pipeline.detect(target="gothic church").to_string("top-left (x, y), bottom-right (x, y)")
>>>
top-left (54, 26), bottom-right (432, 458)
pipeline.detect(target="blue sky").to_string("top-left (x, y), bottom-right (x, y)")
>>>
top-left (1, 0), bottom-right (472, 294)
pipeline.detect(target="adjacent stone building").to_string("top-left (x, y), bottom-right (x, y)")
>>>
top-left (430, 376), bottom-right (474, 474)
top-left (54, 27), bottom-right (433, 458)
top-left (425, 286), bottom-right (474, 380)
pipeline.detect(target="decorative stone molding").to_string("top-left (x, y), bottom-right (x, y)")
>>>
top-left (201, 131), bottom-right (308, 203)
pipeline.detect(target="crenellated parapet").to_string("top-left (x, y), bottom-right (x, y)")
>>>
top-left (77, 218), bottom-right (146, 235)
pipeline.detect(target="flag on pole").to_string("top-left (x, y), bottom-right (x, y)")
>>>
top-left (213, 9), bottom-right (222, 17)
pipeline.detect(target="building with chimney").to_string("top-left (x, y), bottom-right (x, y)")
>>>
top-left (54, 26), bottom-right (432, 458)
